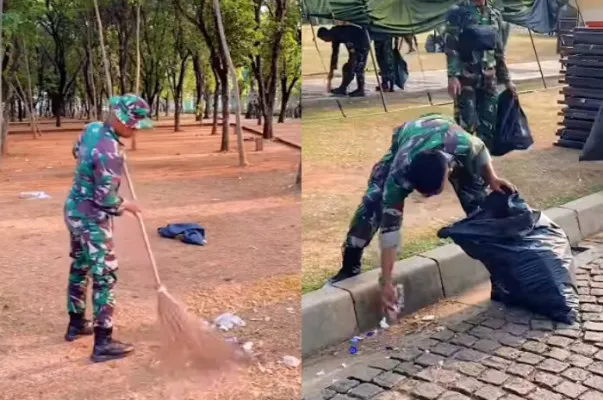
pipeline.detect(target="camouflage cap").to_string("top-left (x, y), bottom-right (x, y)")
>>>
top-left (109, 94), bottom-right (153, 130)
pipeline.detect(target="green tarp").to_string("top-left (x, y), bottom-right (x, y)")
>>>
top-left (303, 0), bottom-right (568, 35)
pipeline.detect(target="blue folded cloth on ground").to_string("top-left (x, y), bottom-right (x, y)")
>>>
top-left (157, 223), bottom-right (207, 246)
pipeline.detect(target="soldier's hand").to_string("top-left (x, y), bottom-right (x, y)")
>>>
top-left (448, 77), bottom-right (461, 99)
top-left (489, 177), bottom-right (516, 194)
top-left (122, 200), bottom-right (142, 215)
top-left (381, 281), bottom-right (398, 320)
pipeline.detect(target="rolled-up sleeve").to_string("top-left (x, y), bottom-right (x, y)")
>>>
top-left (91, 141), bottom-right (124, 215)
top-left (444, 7), bottom-right (463, 78)
top-left (379, 173), bottom-right (413, 250)
top-left (466, 135), bottom-right (492, 175)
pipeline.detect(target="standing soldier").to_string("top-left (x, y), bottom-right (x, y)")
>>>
top-left (318, 24), bottom-right (370, 97)
top-left (64, 94), bottom-right (153, 363)
top-left (374, 34), bottom-right (395, 92)
top-left (444, 0), bottom-right (516, 149)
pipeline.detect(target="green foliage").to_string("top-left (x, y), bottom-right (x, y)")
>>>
top-left (281, 0), bottom-right (301, 86)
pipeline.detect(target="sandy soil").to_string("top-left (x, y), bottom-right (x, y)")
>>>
top-left (0, 123), bottom-right (301, 399)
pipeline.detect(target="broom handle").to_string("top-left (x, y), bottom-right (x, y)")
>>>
top-left (121, 155), bottom-right (163, 288)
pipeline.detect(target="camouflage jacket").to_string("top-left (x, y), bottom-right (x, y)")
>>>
top-left (379, 114), bottom-right (491, 248)
top-left (65, 122), bottom-right (124, 222)
top-left (444, 0), bottom-right (510, 85)
top-left (329, 25), bottom-right (369, 71)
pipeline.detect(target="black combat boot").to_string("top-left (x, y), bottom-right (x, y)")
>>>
top-left (349, 75), bottom-right (366, 97)
top-left (64, 313), bottom-right (94, 342)
top-left (331, 87), bottom-right (348, 96)
top-left (90, 327), bottom-right (135, 363)
top-left (328, 247), bottom-right (363, 284)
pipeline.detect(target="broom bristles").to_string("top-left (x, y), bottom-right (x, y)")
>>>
top-left (156, 286), bottom-right (249, 372)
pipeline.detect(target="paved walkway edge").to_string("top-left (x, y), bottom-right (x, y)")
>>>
top-left (302, 191), bottom-right (603, 357)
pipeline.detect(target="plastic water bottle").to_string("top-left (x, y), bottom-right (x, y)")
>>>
top-left (349, 337), bottom-right (360, 355)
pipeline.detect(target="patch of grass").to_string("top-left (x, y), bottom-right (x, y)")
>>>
top-left (302, 77), bottom-right (560, 121)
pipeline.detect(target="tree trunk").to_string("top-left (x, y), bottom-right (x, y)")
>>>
top-left (51, 94), bottom-right (63, 127)
top-left (154, 91), bottom-right (160, 120)
top-left (278, 77), bottom-right (288, 123)
top-left (131, 0), bottom-right (141, 151)
top-left (261, 0), bottom-right (287, 139)
top-left (213, 0), bottom-right (247, 165)
top-left (211, 78), bottom-right (220, 136)
top-left (93, 0), bottom-right (113, 98)
top-left (192, 54), bottom-right (204, 122)
top-left (203, 84), bottom-right (210, 119)
top-left (17, 97), bottom-right (23, 122)
top-left (278, 76), bottom-right (298, 123)
top-left (135, 1), bottom-right (141, 94)
top-left (219, 72), bottom-right (229, 152)
top-left (174, 57), bottom-right (188, 132)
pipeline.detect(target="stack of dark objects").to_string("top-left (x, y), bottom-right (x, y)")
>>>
top-left (556, 27), bottom-right (603, 150)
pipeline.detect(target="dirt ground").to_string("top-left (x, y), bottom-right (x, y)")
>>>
top-left (302, 88), bottom-right (603, 292)
top-left (0, 123), bottom-right (301, 399)
top-left (302, 26), bottom-right (558, 77)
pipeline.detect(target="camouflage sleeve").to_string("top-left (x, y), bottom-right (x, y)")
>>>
top-left (72, 133), bottom-right (83, 159)
top-left (444, 6), bottom-right (463, 78)
top-left (493, 11), bottom-right (511, 85)
top-left (459, 133), bottom-right (492, 177)
top-left (379, 170), bottom-right (413, 250)
top-left (330, 42), bottom-right (340, 71)
top-left (91, 140), bottom-right (124, 215)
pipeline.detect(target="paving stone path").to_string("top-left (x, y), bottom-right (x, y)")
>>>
top-left (305, 256), bottom-right (603, 400)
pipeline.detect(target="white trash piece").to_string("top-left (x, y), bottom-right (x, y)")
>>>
top-left (214, 313), bottom-right (246, 331)
top-left (19, 191), bottom-right (50, 200)
top-left (282, 355), bottom-right (301, 368)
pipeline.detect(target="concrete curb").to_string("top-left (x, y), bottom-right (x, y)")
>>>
top-left (301, 191), bottom-right (603, 357)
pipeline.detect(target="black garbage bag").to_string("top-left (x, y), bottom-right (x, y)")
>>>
top-left (490, 89), bottom-right (534, 157)
top-left (392, 48), bottom-right (409, 90)
top-left (580, 104), bottom-right (603, 161)
top-left (438, 192), bottom-right (579, 324)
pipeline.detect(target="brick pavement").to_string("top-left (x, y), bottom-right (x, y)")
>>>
top-left (304, 256), bottom-right (603, 400)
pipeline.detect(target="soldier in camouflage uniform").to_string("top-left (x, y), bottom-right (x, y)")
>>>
top-left (374, 34), bottom-right (395, 92)
top-left (444, 0), bottom-right (516, 149)
top-left (318, 25), bottom-right (370, 97)
top-left (64, 94), bottom-right (153, 363)
top-left (328, 114), bottom-right (515, 314)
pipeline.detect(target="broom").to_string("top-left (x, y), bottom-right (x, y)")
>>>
top-left (121, 154), bottom-right (246, 370)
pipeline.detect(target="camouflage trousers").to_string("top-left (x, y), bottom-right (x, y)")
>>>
top-left (343, 158), bottom-right (488, 252)
top-left (340, 48), bottom-right (369, 91)
top-left (375, 38), bottom-right (394, 89)
top-left (454, 75), bottom-right (498, 149)
top-left (65, 216), bottom-right (118, 329)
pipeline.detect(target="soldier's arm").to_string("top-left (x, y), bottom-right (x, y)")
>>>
top-left (461, 133), bottom-right (496, 181)
top-left (91, 141), bottom-right (124, 215)
top-left (72, 133), bottom-right (83, 159)
top-left (330, 41), bottom-right (340, 72)
top-left (379, 170), bottom-right (413, 283)
top-left (444, 8), bottom-right (463, 78)
top-left (493, 12), bottom-right (511, 85)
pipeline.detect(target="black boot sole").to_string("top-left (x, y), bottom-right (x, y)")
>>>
top-left (65, 326), bottom-right (94, 342)
top-left (90, 350), bottom-right (134, 363)
top-left (64, 332), bottom-right (93, 342)
top-left (327, 272), bottom-right (360, 285)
